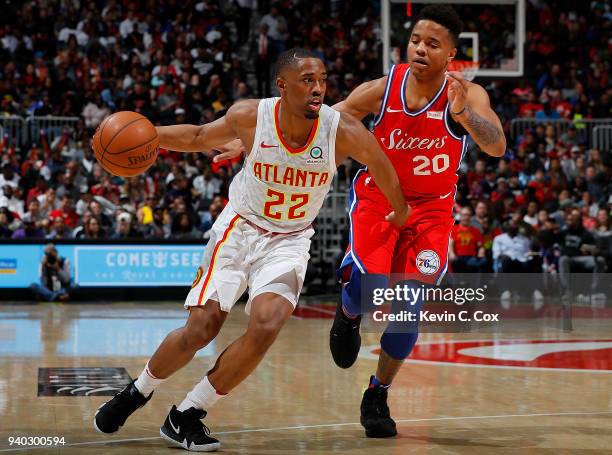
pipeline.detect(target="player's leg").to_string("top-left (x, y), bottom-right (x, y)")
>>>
top-left (160, 292), bottom-right (293, 452)
top-left (208, 292), bottom-right (294, 389)
top-left (160, 226), bottom-right (310, 451)
top-left (93, 302), bottom-right (227, 433)
top-left (361, 206), bottom-right (453, 438)
top-left (94, 207), bottom-right (247, 437)
top-left (330, 171), bottom-right (398, 368)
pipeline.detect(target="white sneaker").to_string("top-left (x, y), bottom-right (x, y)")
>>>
top-left (533, 290), bottom-right (544, 310)
top-left (501, 290), bottom-right (511, 310)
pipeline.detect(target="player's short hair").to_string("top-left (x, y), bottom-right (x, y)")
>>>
top-left (414, 5), bottom-right (464, 45)
top-left (274, 48), bottom-right (320, 78)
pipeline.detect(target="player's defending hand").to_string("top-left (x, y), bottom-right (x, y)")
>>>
top-left (385, 203), bottom-right (412, 228)
top-left (447, 71), bottom-right (467, 115)
top-left (211, 139), bottom-right (246, 162)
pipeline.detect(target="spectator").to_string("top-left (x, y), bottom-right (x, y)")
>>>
top-left (30, 243), bottom-right (75, 302)
top-left (450, 207), bottom-right (488, 273)
top-left (492, 221), bottom-right (543, 308)
top-left (253, 23), bottom-right (273, 97)
top-left (38, 188), bottom-right (60, 219)
top-left (47, 216), bottom-right (71, 239)
top-left (594, 209), bottom-right (612, 270)
top-left (1, 185), bottom-right (25, 218)
top-left (82, 93), bottom-right (110, 130)
top-left (260, 5), bottom-right (289, 54)
top-left (0, 164), bottom-right (20, 188)
top-left (171, 213), bottom-right (201, 240)
top-left (523, 201), bottom-right (539, 227)
top-left (193, 168), bottom-right (221, 209)
top-left (558, 210), bottom-right (607, 299)
top-left (81, 216), bottom-right (105, 239)
top-left (11, 214), bottom-right (45, 239)
top-left (49, 196), bottom-right (79, 229)
top-left (0, 207), bottom-right (14, 238)
top-left (142, 206), bottom-right (170, 238)
top-left (110, 212), bottom-right (140, 239)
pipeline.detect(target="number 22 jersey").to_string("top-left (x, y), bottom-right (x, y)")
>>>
top-left (229, 97), bottom-right (340, 233)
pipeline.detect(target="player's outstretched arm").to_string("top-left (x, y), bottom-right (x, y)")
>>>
top-left (447, 72), bottom-right (506, 157)
top-left (332, 77), bottom-right (387, 120)
top-left (336, 113), bottom-right (410, 227)
top-left (155, 100), bottom-right (258, 153)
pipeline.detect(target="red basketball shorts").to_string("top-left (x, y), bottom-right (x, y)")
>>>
top-left (339, 169), bottom-right (455, 285)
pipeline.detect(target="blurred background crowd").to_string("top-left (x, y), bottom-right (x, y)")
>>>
top-left (0, 0), bottom-right (610, 278)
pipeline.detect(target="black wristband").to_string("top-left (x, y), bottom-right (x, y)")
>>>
top-left (451, 107), bottom-right (466, 116)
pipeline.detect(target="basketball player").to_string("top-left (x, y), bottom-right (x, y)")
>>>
top-left (93, 48), bottom-right (409, 452)
top-left (329, 5), bottom-right (506, 438)
top-left (212, 8), bottom-right (506, 438)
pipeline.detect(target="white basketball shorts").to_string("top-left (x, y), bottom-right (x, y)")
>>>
top-left (185, 204), bottom-right (313, 313)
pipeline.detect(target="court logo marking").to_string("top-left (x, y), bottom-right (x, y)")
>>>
top-left (362, 339), bottom-right (612, 372)
top-left (38, 367), bottom-right (132, 396)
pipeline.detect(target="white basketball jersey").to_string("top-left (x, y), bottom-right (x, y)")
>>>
top-left (229, 97), bottom-right (340, 233)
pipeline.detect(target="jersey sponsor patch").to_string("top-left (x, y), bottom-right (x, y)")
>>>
top-left (307, 146), bottom-right (324, 164)
top-left (427, 111), bottom-right (443, 120)
top-left (416, 250), bottom-right (440, 275)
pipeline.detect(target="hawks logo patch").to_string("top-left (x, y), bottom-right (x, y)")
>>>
top-left (191, 266), bottom-right (204, 288)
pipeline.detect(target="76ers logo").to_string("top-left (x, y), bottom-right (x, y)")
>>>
top-left (416, 250), bottom-right (440, 275)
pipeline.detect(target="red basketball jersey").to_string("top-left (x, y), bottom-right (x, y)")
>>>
top-left (372, 64), bottom-right (467, 201)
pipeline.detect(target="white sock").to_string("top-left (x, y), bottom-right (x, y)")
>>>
top-left (177, 376), bottom-right (227, 412)
top-left (134, 362), bottom-right (165, 397)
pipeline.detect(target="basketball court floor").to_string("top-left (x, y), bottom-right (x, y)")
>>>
top-left (1, 300), bottom-right (611, 454)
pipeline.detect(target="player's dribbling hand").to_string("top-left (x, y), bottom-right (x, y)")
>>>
top-left (211, 139), bottom-right (246, 162)
top-left (385, 203), bottom-right (412, 228)
top-left (447, 71), bottom-right (468, 115)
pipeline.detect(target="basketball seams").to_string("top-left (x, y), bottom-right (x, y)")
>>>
top-left (103, 134), bottom-right (159, 156)
top-left (102, 117), bottom-right (149, 152)
top-left (99, 137), bottom-right (159, 170)
top-left (97, 115), bottom-right (112, 164)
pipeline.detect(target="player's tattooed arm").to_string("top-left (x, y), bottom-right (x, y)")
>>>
top-left (460, 105), bottom-right (503, 146)
top-left (155, 100), bottom-right (258, 153)
top-left (332, 76), bottom-right (388, 120)
top-left (447, 72), bottom-right (506, 157)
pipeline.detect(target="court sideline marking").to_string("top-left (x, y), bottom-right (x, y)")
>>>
top-left (1, 410), bottom-right (611, 452)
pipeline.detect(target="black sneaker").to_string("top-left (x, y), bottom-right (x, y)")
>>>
top-left (160, 405), bottom-right (220, 452)
top-left (360, 379), bottom-right (397, 438)
top-left (329, 294), bottom-right (362, 368)
top-left (93, 380), bottom-right (152, 434)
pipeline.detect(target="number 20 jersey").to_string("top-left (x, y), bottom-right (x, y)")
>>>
top-left (229, 97), bottom-right (340, 233)
top-left (372, 63), bottom-right (467, 202)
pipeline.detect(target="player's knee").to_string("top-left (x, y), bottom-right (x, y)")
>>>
top-left (182, 322), bottom-right (219, 350)
top-left (182, 308), bottom-right (224, 350)
top-left (380, 331), bottom-right (419, 360)
top-left (247, 312), bottom-right (286, 346)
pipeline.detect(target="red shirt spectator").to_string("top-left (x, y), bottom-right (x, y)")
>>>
top-left (49, 196), bottom-right (79, 228)
top-left (452, 208), bottom-right (483, 257)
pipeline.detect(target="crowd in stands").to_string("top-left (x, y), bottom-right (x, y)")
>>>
top-left (0, 1), bottom-right (610, 286)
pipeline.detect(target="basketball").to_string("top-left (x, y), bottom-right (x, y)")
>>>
top-left (92, 111), bottom-right (159, 177)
